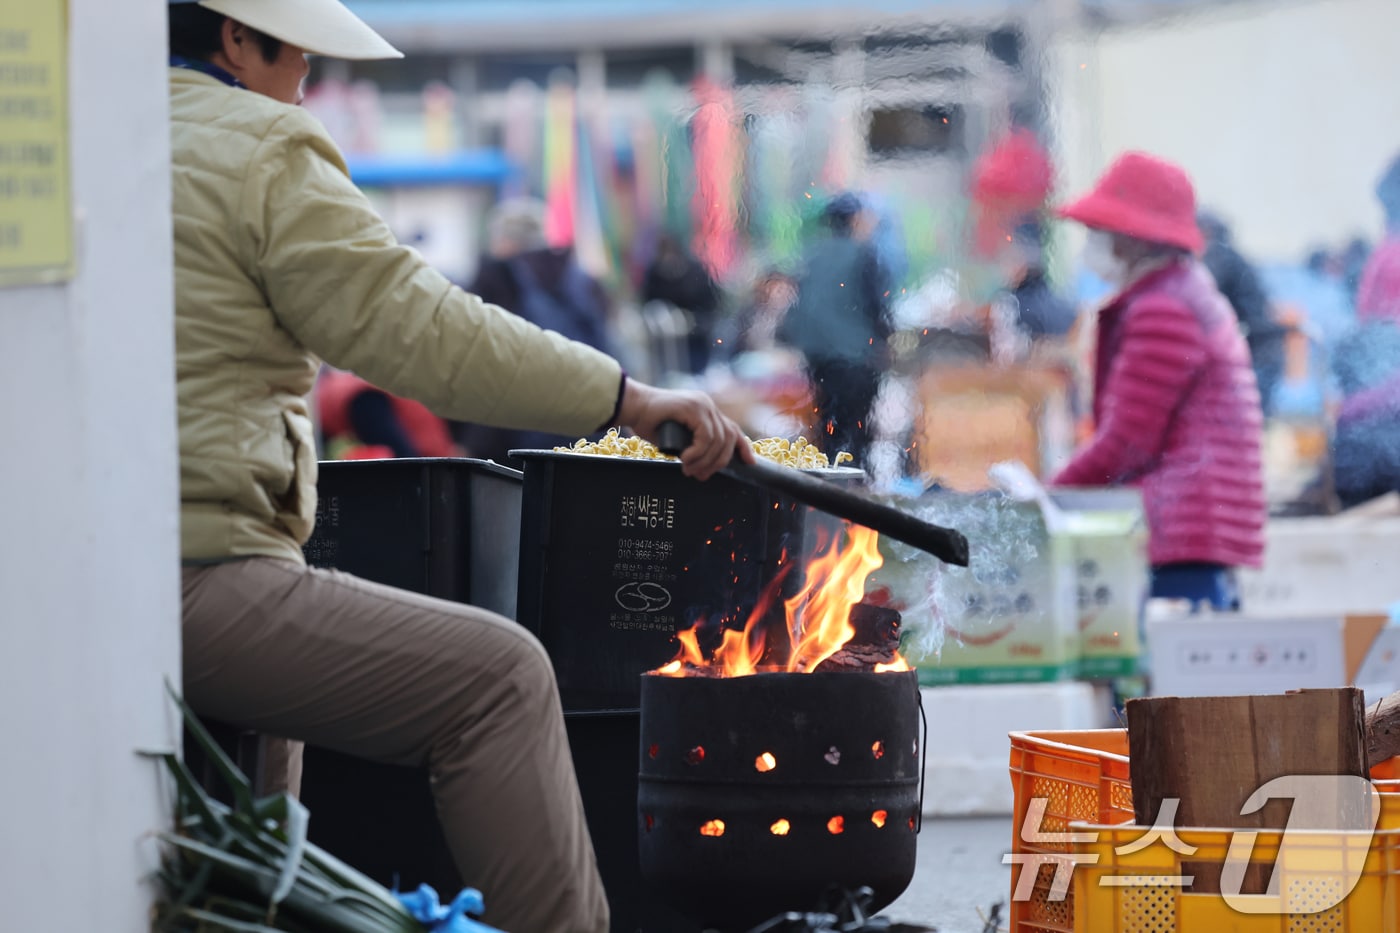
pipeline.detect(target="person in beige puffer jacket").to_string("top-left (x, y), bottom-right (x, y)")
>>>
top-left (168, 2), bottom-right (750, 931)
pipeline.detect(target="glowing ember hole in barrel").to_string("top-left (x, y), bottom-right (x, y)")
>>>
top-left (700, 819), bottom-right (725, 837)
top-left (770, 819), bottom-right (791, 836)
top-left (755, 752), bottom-right (777, 772)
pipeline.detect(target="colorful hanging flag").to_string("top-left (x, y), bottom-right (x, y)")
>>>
top-left (543, 76), bottom-right (578, 248)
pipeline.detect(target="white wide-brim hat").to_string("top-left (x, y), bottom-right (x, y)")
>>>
top-left (174, 0), bottom-right (403, 61)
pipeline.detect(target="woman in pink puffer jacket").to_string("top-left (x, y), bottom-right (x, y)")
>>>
top-left (1054, 152), bottom-right (1267, 609)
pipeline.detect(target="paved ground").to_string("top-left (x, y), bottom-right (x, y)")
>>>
top-left (880, 816), bottom-right (1013, 933)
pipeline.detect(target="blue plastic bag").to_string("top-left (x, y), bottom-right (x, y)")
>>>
top-left (396, 885), bottom-right (504, 933)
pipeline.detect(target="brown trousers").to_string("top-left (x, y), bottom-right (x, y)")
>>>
top-left (181, 557), bottom-right (609, 933)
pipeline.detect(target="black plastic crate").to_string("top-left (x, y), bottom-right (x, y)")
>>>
top-left (513, 451), bottom-right (860, 713)
top-left (297, 457), bottom-right (525, 902)
top-left (304, 457), bottom-right (522, 618)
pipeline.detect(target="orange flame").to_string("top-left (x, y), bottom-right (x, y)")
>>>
top-left (782, 526), bottom-right (883, 673)
top-left (651, 525), bottom-right (904, 677)
top-left (678, 627), bottom-right (705, 665)
top-left (755, 752), bottom-right (777, 773)
top-left (827, 815), bottom-right (845, 835)
top-left (657, 627), bottom-right (706, 677)
top-left (871, 810), bottom-right (888, 828)
top-left (770, 818), bottom-right (791, 836)
top-left (700, 819), bottom-right (725, 837)
top-left (713, 626), bottom-right (765, 678)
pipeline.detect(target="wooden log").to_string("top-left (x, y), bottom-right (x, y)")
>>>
top-left (1366, 691), bottom-right (1400, 769)
top-left (813, 643), bottom-right (901, 673)
top-left (811, 603), bottom-right (902, 673)
top-left (847, 602), bottom-right (902, 655)
top-left (1127, 688), bottom-right (1368, 895)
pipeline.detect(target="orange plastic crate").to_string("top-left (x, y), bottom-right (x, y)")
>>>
top-left (1008, 731), bottom-right (1135, 933)
top-left (1008, 729), bottom-right (1400, 933)
top-left (1072, 797), bottom-right (1400, 932)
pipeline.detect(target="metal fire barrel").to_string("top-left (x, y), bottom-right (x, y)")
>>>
top-left (638, 670), bottom-right (922, 930)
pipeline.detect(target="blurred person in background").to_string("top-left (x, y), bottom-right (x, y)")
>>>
top-left (1343, 236), bottom-right (1373, 307)
top-left (1052, 153), bottom-right (1265, 610)
top-left (316, 366), bottom-right (461, 459)
top-left (1296, 246), bottom-right (1356, 343)
top-left (969, 126), bottom-right (1054, 261)
top-left (167, 3), bottom-right (750, 930)
top-left (642, 232), bottom-right (722, 374)
top-left (779, 192), bottom-right (892, 465)
top-left (1330, 155), bottom-right (1400, 506)
top-left (719, 267), bottom-right (799, 358)
top-left (967, 129), bottom-right (1074, 361)
top-left (1355, 158), bottom-right (1400, 321)
top-left (1199, 211), bottom-right (1287, 416)
top-left (1307, 248), bottom-right (1336, 281)
top-left (471, 197), bottom-right (613, 351)
top-left (993, 221), bottom-right (1076, 344)
top-left (453, 197), bottom-right (615, 464)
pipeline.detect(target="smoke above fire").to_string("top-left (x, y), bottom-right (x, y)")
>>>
top-left (869, 491), bottom-right (1047, 661)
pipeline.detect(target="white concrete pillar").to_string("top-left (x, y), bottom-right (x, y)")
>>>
top-left (0, 1), bottom-right (180, 930)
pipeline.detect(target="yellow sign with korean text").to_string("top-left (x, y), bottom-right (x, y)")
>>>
top-left (0, 1), bottom-right (72, 287)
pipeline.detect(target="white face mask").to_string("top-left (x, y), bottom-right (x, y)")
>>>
top-left (1082, 229), bottom-right (1130, 286)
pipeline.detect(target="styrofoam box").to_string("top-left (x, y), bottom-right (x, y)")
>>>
top-left (918, 682), bottom-right (1114, 816)
top-left (1147, 613), bottom-right (1400, 703)
top-left (1239, 517), bottom-right (1400, 617)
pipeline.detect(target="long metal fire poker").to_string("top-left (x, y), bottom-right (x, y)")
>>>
top-left (655, 421), bottom-right (970, 567)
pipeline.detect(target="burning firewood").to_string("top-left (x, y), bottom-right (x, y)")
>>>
top-left (813, 645), bottom-right (901, 672)
top-left (848, 601), bottom-right (902, 652)
top-left (814, 603), bottom-right (903, 673)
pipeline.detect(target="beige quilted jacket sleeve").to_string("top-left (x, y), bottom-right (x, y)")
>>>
top-left (239, 108), bottom-right (623, 435)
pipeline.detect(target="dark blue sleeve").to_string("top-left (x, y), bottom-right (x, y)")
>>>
top-left (347, 389), bottom-right (421, 458)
